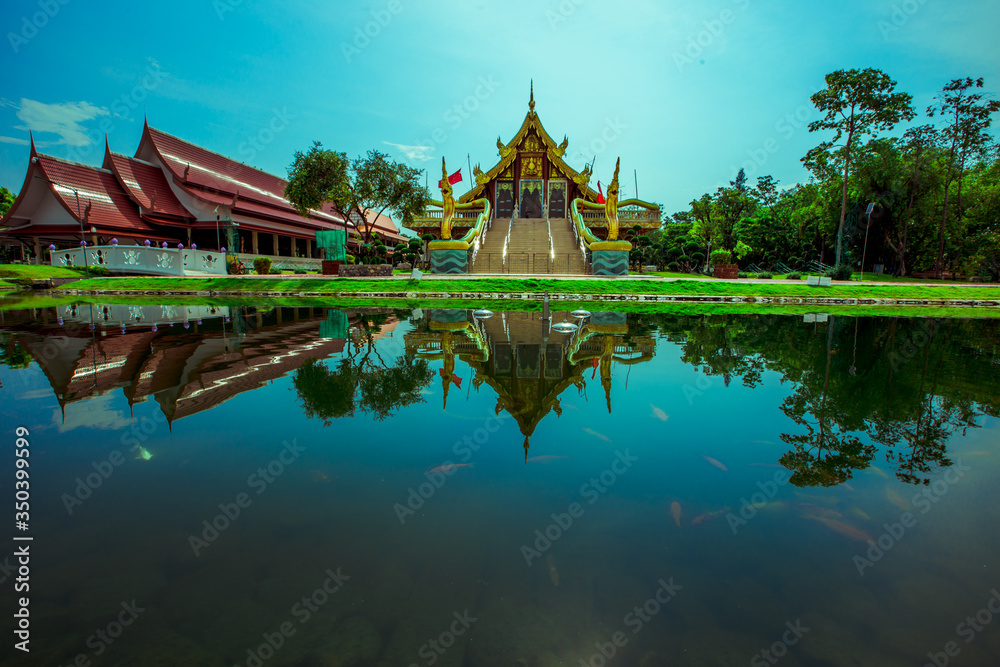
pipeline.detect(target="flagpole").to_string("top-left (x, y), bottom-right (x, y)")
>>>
top-left (467, 153), bottom-right (473, 194)
top-left (634, 169), bottom-right (638, 201)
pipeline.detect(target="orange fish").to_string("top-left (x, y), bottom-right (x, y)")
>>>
top-left (807, 516), bottom-right (872, 543)
top-left (885, 488), bottom-right (909, 511)
top-left (797, 503), bottom-right (842, 520)
top-left (428, 463), bottom-right (474, 475)
top-left (650, 404), bottom-right (669, 422)
top-left (703, 456), bottom-right (728, 471)
top-left (691, 506), bottom-right (731, 525)
top-left (526, 455), bottom-right (568, 463)
top-left (582, 428), bottom-right (611, 443)
top-left (670, 501), bottom-right (682, 527)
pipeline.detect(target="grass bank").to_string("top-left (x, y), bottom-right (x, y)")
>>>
top-left (4, 291), bottom-right (998, 320)
top-left (57, 275), bottom-right (1000, 302)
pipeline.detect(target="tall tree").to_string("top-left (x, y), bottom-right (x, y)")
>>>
top-left (807, 68), bottom-right (915, 267)
top-left (927, 77), bottom-right (1000, 277)
top-left (286, 143), bottom-right (429, 255)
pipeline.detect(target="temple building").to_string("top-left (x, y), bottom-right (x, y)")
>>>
top-left (407, 85), bottom-right (661, 275)
top-left (0, 121), bottom-right (405, 264)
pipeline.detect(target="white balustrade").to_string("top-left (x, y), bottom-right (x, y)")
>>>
top-left (51, 245), bottom-right (228, 276)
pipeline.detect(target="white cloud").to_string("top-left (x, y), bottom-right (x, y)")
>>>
top-left (13, 99), bottom-right (110, 147)
top-left (383, 140), bottom-right (434, 162)
top-left (0, 136), bottom-right (30, 145)
top-left (53, 393), bottom-right (135, 433)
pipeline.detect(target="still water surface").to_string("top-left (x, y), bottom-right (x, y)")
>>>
top-left (1, 303), bottom-right (999, 666)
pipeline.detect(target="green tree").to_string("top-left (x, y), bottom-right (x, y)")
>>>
top-left (286, 144), bottom-right (430, 256)
top-left (0, 186), bottom-right (14, 219)
top-left (806, 68), bottom-right (915, 267)
top-left (928, 77), bottom-right (1000, 277)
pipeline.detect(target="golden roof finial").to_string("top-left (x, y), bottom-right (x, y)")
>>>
top-left (529, 80), bottom-right (535, 112)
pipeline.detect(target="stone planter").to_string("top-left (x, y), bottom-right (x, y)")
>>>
top-left (321, 260), bottom-right (343, 276)
top-left (713, 263), bottom-right (739, 279)
top-left (338, 264), bottom-right (393, 278)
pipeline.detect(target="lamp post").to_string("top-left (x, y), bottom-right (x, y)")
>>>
top-left (860, 202), bottom-right (875, 283)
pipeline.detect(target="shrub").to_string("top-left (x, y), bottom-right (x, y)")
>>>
top-left (738, 272), bottom-right (749, 278)
top-left (667, 262), bottom-right (680, 271)
top-left (786, 272), bottom-right (802, 280)
top-left (825, 264), bottom-right (854, 281)
top-left (346, 254), bottom-right (356, 265)
top-left (69, 265), bottom-right (111, 277)
top-left (710, 249), bottom-right (733, 264)
top-left (293, 270), bottom-right (306, 275)
top-left (253, 257), bottom-right (272, 275)
top-left (756, 272), bottom-right (773, 279)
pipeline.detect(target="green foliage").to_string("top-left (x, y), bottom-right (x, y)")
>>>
top-left (0, 186), bottom-right (14, 219)
top-left (826, 265), bottom-right (854, 281)
top-left (346, 254), bottom-right (356, 264)
top-left (253, 257), bottom-right (272, 275)
top-left (755, 272), bottom-right (773, 279)
top-left (710, 249), bottom-right (733, 264)
top-left (285, 144), bottom-right (429, 250)
top-left (786, 272), bottom-right (803, 280)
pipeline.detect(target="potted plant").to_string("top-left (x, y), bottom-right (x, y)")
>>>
top-left (711, 249), bottom-right (738, 279)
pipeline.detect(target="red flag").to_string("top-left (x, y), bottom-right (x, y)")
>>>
top-left (597, 182), bottom-right (605, 204)
top-left (438, 169), bottom-right (463, 188)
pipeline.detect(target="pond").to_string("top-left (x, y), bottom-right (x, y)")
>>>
top-left (1, 302), bottom-right (999, 666)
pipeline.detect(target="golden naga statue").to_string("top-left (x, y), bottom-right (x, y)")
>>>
top-left (605, 158), bottom-right (621, 241)
top-left (497, 136), bottom-right (513, 158)
top-left (554, 135), bottom-right (568, 157)
top-left (439, 157), bottom-right (457, 240)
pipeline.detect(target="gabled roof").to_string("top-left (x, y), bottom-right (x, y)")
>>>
top-left (459, 84), bottom-right (598, 203)
top-left (103, 146), bottom-right (193, 220)
top-left (22, 152), bottom-right (162, 235)
top-left (139, 122), bottom-right (346, 227)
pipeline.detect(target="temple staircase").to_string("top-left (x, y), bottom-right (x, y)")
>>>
top-left (469, 217), bottom-right (587, 275)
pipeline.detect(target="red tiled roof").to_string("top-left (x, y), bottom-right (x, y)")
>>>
top-left (104, 150), bottom-right (192, 219)
top-left (141, 124), bottom-right (346, 226)
top-left (34, 155), bottom-right (162, 235)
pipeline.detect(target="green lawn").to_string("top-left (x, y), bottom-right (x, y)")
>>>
top-left (0, 264), bottom-right (91, 279)
top-left (54, 275), bottom-right (1000, 302)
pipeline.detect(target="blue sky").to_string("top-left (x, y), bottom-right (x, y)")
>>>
top-left (2, 0), bottom-right (998, 216)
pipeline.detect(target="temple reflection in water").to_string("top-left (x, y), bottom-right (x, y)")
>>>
top-left (2, 305), bottom-right (654, 452)
top-left (405, 308), bottom-right (655, 459)
top-left (1, 304), bottom-right (362, 424)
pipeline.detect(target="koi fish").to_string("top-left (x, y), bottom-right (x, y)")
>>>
top-left (310, 470), bottom-right (329, 482)
top-left (866, 466), bottom-right (889, 479)
top-left (546, 554), bottom-right (560, 587)
top-left (670, 501), bottom-right (682, 527)
top-left (563, 403), bottom-right (580, 411)
top-left (793, 491), bottom-right (840, 506)
top-left (428, 463), bottom-right (474, 475)
top-left (841, 483), bottom-right (856, 492)
top-left (885, 488), bottom-right (909, 511)
top-left (849, 507), bottom-right (871, 521)
top-left (748, 440), bottom-right (776, 446)
top-left (749, 463), bottom-right (782, 468)
top-left (650, 404), bottom-right (669, 422)
top-left (963, 451), bottom-right (993, 457)
top-left (796, 503), bottom-right (843, 520)
top-left (526, 455), bottom-right (568, 463)
top-left (807, 516), bottom-right (873, 543)
top-left (133, 446), bottom-right (153, 461)
top-left (691, 507), bottom-right (731, 526)
top-left (703, 456), bottom-right (728, 471)
top-left (582, 428), bottom-right (611, 443)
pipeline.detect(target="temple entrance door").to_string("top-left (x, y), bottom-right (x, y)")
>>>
top-left (495, 181), bottom-right (514, 219)
top-left (548, 180), bottom-right (567, 218)
top-left (519, 180), bottom-right (543, 218)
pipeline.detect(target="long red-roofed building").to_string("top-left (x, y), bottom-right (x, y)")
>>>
top-left (1, 121), bottom-right (406, 261)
